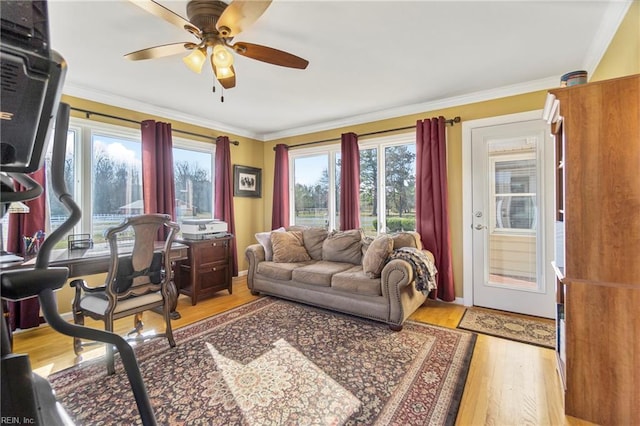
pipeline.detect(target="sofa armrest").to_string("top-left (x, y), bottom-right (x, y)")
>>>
top-left (245, 244), bottom-right (265, 290)
top-left (380, 258), bottom-right (414, 298)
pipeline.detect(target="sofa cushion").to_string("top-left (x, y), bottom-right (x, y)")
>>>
top-left (332, 266), bottom-right (382, 296)
top-left (256, 261), bottom-right (309, 281)
top-left (362, 234), bottom-right (393, 278)
top-left (254, 227), bottom-right (285, 261)
top-left (271, 231), bottom-right (311, 263)
top-left (322, 229), bottom-right (362, 265)
top-left (391, 231), bottom-right (423, 250)
top-left (291, 261), bottom-right (353, 287)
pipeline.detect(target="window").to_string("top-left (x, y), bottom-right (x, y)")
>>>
top-left (44, 117), bottom-right (214, 246)
top-left (290, 133), bottom-right (416, 235)
top-left (45, 127), bottom-right (77, 244)
top-left (293, 153), bottom-right (332, 228)
top-left (173, 146), bottom-right (213, 222)
top-left (91, 132), bottom-right (143, 242)
top-left (490, 153), bottom-right (537, 233)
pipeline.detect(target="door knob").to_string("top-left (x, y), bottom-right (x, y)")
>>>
top-left (474, 224), bottom-right (487, 230)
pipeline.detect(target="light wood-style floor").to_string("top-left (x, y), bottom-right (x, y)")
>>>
top-left (11, 277), bottom-right (593, 426)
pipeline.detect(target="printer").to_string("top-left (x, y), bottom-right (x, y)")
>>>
top-left (181, 219), bottom-right (229, 240)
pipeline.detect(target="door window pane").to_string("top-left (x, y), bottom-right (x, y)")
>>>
top-left (293, 155), bottom-right (329, 228)
top-left (488, 145), bottom-right (537, 288)
top-left (494, 158), bottom-right (536, 231)
top-left (91, 134), bottom-right (142, 243)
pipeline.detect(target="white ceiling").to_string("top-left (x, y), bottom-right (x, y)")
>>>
top-left (47, 0), bottom-right (631, 141)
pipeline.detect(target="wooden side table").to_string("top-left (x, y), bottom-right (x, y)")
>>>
top-left (175, 236), bottom-right (233, 305)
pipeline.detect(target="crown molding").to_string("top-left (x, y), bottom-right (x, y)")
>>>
top-left (262, 76), bottom-right (559, 141)
top-left (62, 83), bottom-right (262, 141)
top-left (582, 1), bottom-right (633, 76)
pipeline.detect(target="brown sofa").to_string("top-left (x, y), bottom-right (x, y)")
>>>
top-left (245, 227), bottom-right (436, 330)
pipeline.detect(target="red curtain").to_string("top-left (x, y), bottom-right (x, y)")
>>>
top-left (141, 120), bottom-right (176, 231)
top-left (340, 132), bottom-right (360, 231)
top-left (272, 144), bottom-right (289, 229)
top-left (215, 136), bottom-right (238, 276)
top-left (416, 117), bottom-right (455, 301)
top-left (6, 167), bottom-right (47, 330)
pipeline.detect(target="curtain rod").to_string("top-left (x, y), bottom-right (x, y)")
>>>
top-left (274, 116), bottom-right (460, 151)
top-left (69, 107), bottom-right (240, 146)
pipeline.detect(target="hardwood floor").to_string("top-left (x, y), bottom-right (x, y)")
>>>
top-left (11, 277), bottom-right (592, 425)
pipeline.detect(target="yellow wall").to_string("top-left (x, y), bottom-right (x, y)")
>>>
top-left (52, 3), bottom-right (638, 313)
top-left (591, 1), bottom-right (640, 82)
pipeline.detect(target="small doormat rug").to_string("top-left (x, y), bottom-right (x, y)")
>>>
top-left (49, 297), bottom-right (476, 425)
top-left (457, 308), bottom-right (555, 349)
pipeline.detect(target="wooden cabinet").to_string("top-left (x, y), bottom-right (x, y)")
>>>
top-left (547, 74), bottom-right (640, 425)
top-left (175, 236), bottom-right (233, 305)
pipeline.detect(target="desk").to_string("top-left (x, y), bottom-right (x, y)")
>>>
top-left (38, 242), bottom-right (188, 278)
top-left (1, 242), bottom-right (188, 318)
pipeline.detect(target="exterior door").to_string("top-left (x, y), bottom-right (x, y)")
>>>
top-left (470, 119), bottom-right (555, 318)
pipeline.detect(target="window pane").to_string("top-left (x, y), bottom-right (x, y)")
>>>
top-left (494, 158), bottom-right (536, 231)
top-left (488, 144), bottom-right (538, 286)
top-left (293, 155), bottom-right (329, 228)
top-left (384, 144), bottom-right (416, 232)
top-left (91, 134), bottom-right (142, 243)
top-left (360, 148), bottom-right (378, 236)
top-left (46, 129), bottom-right (76, 247)
top-left (173, 147), bottom-right (213, 221)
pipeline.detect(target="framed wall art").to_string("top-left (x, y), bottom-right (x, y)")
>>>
top-left (233, 165), bottom-right (262, 198)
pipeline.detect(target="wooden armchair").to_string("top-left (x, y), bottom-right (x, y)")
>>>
top-left (71, 214), bottom-right (179, 375)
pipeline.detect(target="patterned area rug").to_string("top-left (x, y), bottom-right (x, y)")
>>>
top-left (457, 308), bottom-right (555, 349)
top-left (49, 297), bottom-right (476, 425)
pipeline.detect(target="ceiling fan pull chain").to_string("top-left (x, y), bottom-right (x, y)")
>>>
top-left (221, 87), bottom-right (225, 103)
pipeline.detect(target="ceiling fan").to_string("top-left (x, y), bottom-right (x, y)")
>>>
top-left (124, 0), bottom-right (309, 90)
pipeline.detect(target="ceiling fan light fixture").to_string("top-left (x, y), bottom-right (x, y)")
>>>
top-left (215, 66), bottom-right (235, 79)
top-left (182, 47), bottom-right (207, 73)
top-left (212, 44), bottom-right (234, 68)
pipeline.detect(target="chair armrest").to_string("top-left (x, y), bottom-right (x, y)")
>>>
top-left (69, 278), bottom-right (105, 293)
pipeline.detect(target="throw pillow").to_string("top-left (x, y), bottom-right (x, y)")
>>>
top-left (302, 227), bottom-right (328, 260)
top-left (322, 229), bottom-right (362, 265)
top-left (271, 231), bottom-right (311, 263)
top-left (254, 227), bottom-right (285, 261)
top-left (362, 234), bottom-right (394, 278)
top-left (391, 231), bottom-right (422, 250)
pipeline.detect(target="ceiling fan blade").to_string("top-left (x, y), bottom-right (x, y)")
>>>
top-left (128, 0), bottom-right (199, 33)
top-left (211, 63), bottom-right (237, 89)
top-left (231, 42), bottom-right (309, 69)
top-left (216, 0), bottom-right (272, 37)
top-left (124, 42), bottom-right (194, 61)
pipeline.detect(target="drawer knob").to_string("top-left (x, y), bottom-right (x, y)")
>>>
top-left (212, 267), bottom-right (217, 271)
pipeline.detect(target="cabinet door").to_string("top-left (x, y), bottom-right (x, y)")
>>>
top-left (198, 263), bottom-right (230, 291)
top-left (197, 240), bottom-right (229, 265)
